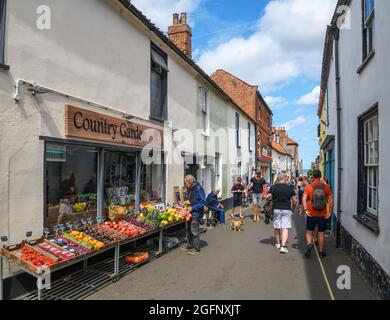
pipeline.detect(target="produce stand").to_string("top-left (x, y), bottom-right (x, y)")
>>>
top-left (0, 219), bottom-right (186, 300)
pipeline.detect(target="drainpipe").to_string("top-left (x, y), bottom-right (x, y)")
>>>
top-left (331, 25), bottom-right (343, 248)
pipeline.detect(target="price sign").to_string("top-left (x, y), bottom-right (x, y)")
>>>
top-left (1, 236), bottom-right (8, 243)
top-left (26, 231), bottom-right (32, 238)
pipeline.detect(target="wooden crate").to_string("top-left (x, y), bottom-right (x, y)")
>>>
top-left (1, 240), bottom-right (45, 275)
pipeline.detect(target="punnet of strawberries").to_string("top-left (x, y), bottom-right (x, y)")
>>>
top-left (21, 247), bottom-right (56, 267)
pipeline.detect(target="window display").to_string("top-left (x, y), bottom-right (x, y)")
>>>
top-left (45, 143), bottom-right (98, 227)
top-left (104, 151), bottom-right (137, 211)
top-left (140, 162), bottom-right (163, 203)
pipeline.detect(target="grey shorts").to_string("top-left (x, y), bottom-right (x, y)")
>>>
top-left (252, 193), bottom-right (266, 207)
top-left (273, 209), bottom-right (292, 229)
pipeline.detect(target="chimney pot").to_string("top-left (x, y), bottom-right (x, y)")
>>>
top-left (173, 13), bottom-right (179, 25)
top-left (181, 12), bottom-right (187, 25)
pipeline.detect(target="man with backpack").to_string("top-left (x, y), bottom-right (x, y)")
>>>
top-left (302, 169), bottom-right (333, 258)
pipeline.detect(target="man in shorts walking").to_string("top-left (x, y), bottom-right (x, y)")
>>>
top-left (268, 174), bottom-right (296, 254)
top-left (302, 169), bottom-right (333, 258)
top-left (248, 172), bottom-right (267, 222)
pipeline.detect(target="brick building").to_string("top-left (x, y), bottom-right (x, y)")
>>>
top-left (210, 69), bottom-right (273, 182)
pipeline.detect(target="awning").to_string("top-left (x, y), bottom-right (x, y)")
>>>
top-left (151, 49), bottom-right (169, 72)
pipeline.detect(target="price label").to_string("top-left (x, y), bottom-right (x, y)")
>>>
top-left (1, 236), bottom-right (8, 242)
top-left (26, 231), bottom-right (32, 238)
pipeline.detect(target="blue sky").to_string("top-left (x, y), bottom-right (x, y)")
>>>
top-left (132, 0), bottom-right (337, 168)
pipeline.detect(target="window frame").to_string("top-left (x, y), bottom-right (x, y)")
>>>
top-left (199, 86), bottom-right (209, 134)
top-left (235, 112), bottom-right (241, 148)
top-left (248, 122), bottom-right (252, 152)
top-left (357, 104), bottom-right (379, 220)
top-left (0, 0), bottom-right (8, 69)
top-left (150, 44), bottom-right (168, 122)
top-left (362, 0), bottom-right (375, 62)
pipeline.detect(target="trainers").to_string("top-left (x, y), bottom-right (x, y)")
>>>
top-left (181, 245), bottom-right (192, 251)
top-left (187, 249), bottom-right (200, 255)
top-left (319, 251), bottom-right (327, 258)
top-left (275, 243), bottom-right (281, 249)
top-left (280, 246), bottom-right (288, 254)
top-left (305, 244), bottom-right (313, 258)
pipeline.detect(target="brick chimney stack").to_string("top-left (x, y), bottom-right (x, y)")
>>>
top-left (168, 12), bottom-right (192, 59)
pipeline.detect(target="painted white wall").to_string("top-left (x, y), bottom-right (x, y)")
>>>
top-left (332, 0), bottom-right (390, 275)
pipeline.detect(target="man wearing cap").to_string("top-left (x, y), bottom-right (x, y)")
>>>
top-left (248, 172), bottom-right (267, 222)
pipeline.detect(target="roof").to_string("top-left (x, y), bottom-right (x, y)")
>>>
top-left (286, 135), bottom-right (298, 146)
top-left (271, 141), bottom-right (290, 156)
top-left (116, 0), bottom-right (255, 122)
top-left (318, 0), bottom-right (352, 115)
top-left (211, 69), bottom-right (273, 116)
top-left (211, 69), bottom-right (258, 90)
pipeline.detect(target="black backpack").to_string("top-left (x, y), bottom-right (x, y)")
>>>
top-left (311, 183), bottom-right (326, 210)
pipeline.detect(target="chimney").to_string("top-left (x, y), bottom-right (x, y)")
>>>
top-left (168, 12), bottom-right (192, 59)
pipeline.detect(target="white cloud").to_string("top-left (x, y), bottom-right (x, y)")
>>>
top-left (297, 86), bottom-right (321, 105)
top-left (131, 0), bottom-right (202, 32)
top-left (197, 0), bottom-right (337, 92)
top-left (280, 116), bottom-right (306, 131)
top-left (264, 96), bottom-right (288, 110)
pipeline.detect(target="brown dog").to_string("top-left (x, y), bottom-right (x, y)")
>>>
top-left (230, 218), bottom-right (244, 231)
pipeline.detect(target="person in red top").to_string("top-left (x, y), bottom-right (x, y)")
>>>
top-left (302, 169), bottom-right (333, 258)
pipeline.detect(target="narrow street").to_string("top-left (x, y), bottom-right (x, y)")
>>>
top-left (87, 207), bottom-right (377, 300)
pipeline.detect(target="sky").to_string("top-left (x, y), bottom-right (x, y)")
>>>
top-left (132, 0), bottom-right (338, 169)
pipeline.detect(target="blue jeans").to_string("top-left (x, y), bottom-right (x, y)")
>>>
top-left (209, 207), bottom-right (225, 224)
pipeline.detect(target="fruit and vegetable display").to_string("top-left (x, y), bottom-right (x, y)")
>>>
top-left (104, 221), bottom-right (146, 238)
top-left (83, 227), bottom-right (114, 245)
top-left (64, 231), bottom-right (105, 250)
top-left (37, 242), bottom-right (75, 261)
top-left (2, 201), bottom-right (190, 274)
top-left (49, 236), bottom-right (91, 255)
top-left (125, 216), bottom-right (156, 232)
top-left (21, 247), bottom-right (56, 267)
top-left (92, 225), bottom-right (128, 242)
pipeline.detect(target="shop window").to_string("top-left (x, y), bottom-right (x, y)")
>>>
top-left (362, 0), bottom-right (375, 61)
top-left (104, 151), bottom-right (137, 210)
top-left (358, 105), bottom-right (379, 219)
top-left (45, 143), bottom-right (98, 227)
top-left (140, 161), bottom-right (164, 204)
top-left (0, 0), bottom-right (6, 65)
top-left (150, 45), bottom-right (168, 121)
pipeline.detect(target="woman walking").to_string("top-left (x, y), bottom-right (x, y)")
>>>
top-left (267, 174), bottom-right (296, 254)
top-left (231, 177), bottom-right (245, 219)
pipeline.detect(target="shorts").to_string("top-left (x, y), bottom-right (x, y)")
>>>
top-left (252, 193), bottom-right (266, 207)
top-left (306, 216), bottom-right (327, 232)
top-left (273, 209), bottom-right (292, 229)
top-left (233, 198), bottom-right (242, 208)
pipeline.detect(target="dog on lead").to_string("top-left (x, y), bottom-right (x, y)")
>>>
top-left (231, 217), bottom-right (244, 231)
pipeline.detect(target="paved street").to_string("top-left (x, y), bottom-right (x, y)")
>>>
top-left (87, 207), bottom-right (377, 300)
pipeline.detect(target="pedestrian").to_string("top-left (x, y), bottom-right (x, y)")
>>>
top-left (302, 169), bottom-right (333, 258)
top-left (206, 188), bottom-right (225, 225)
top-left (267, 173), bottom-right (296, 254)
top-left (182, 175), bottom-right (206, 255)
top-left (297, 176), bottom-right (306, 215)
top-left (231, 177), bottom-right (245, 219)
top-left (248, 172), bottom-right (267, 222)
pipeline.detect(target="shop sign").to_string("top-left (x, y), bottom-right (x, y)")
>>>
top-left (65, 105), bottom-right (163, 148)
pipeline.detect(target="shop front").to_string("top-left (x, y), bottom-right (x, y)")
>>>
top-left (44, 105), bottom-right (165, 229)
